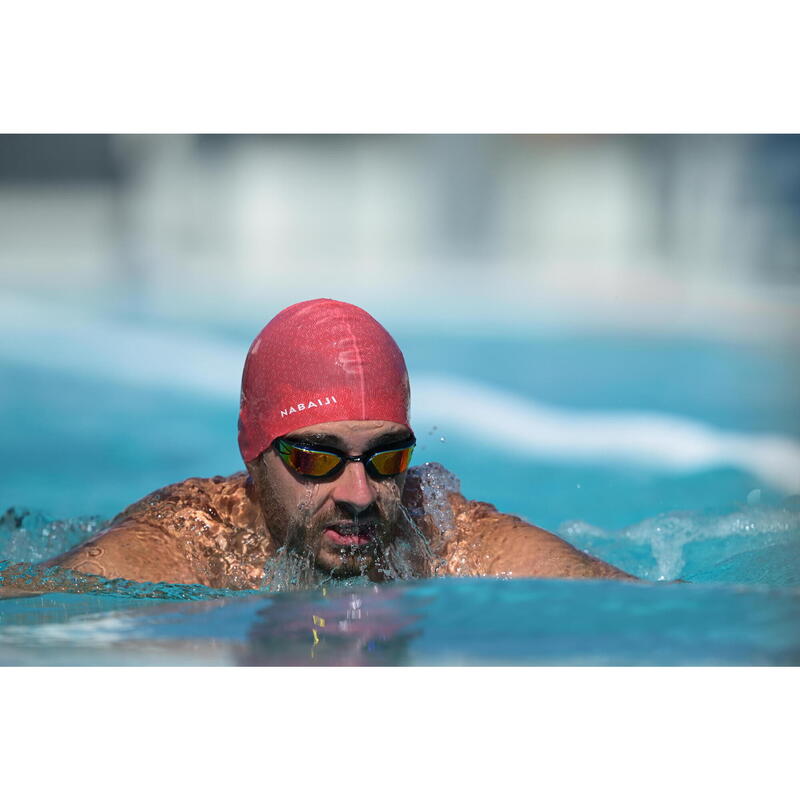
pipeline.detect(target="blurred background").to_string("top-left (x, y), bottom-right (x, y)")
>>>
top-left (1, 134), bottom-right (799, 536)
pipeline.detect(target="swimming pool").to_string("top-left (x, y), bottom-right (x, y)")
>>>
top-left (1, 300), bottom-right (798, 665)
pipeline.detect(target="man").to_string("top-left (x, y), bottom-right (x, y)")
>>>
top-left (45, 299), bottom-right (633, 589)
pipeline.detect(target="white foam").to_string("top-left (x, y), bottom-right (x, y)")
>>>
top-left (560, 507), bottom-right (800, 581)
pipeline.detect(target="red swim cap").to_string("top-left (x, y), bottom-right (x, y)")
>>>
top-left (238, 299), bottom-right (412, 463)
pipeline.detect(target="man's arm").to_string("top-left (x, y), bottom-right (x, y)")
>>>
top-left (443, 494), bottom-right (636, 580)
top-left (45, 520), bottom-right (202, 584)
top-left (1, 515), bottom-right (201, 599)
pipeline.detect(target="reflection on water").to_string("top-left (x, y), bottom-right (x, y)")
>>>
top-left (240, 584), bottom-right (427, 666)
top-left (1, 577), bottom-right (799, 666)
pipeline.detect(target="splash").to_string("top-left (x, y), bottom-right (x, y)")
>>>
top-left (406, 462), bottom-right (461, 546)
top-left (0, 508), bottom-right (107, 563)
top-left (559, 505), bottom-right (800, 583)
top-left (259, 547), bottom-right (329, 593)
top-left (0, 560), bottom-right (246, 601)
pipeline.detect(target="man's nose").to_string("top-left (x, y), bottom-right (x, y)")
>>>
top-left (331, 461), bottom-right (378, 514)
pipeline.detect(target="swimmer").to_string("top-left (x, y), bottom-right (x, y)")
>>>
top-left (38, 299), bottom-right (634, 589)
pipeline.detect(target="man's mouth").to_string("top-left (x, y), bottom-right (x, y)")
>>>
top-left (323, 523), bottom-right (378, 547)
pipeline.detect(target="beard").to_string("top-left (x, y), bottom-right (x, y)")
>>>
top-left (255, 474), bottom-right (435, 589)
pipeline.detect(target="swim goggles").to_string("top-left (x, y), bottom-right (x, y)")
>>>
top-left (274, 436), bottom-right (416, 480)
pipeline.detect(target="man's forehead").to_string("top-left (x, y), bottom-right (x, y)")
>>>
top-left (285, 420), bottom-right (411, 446)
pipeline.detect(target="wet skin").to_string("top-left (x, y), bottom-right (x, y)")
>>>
top-left (1, 419), bottom-right (637, 594)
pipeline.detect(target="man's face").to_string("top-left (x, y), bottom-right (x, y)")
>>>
top-left (249, 420), bottom-right (412, 577)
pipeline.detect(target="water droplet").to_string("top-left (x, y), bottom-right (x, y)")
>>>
top-left (746, 489), bottom-right (761, 505)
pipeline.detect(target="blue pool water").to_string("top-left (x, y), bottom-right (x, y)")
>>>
top-left (1, 305), bottom-right (799, 665)
top-left (1, 575), bottom-right (798, 666)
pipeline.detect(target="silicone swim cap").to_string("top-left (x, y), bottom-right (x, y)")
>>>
top-left (238, 299), bottom-right (412, 463)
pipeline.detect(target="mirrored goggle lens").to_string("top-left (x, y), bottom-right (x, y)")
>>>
top-left (368, 446), bottom-right (414, 476)
top-left (281, 445), bottom-right (342, 477)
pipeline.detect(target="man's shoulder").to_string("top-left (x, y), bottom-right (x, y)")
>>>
top-left (404, 462), bottom-right (633, 579)
top-left (103, 471), bottom-right (263, 564)
top-left (113, 472), bottom-right (252, 525)
top-left (49, 471), bottom-right (267, 588)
